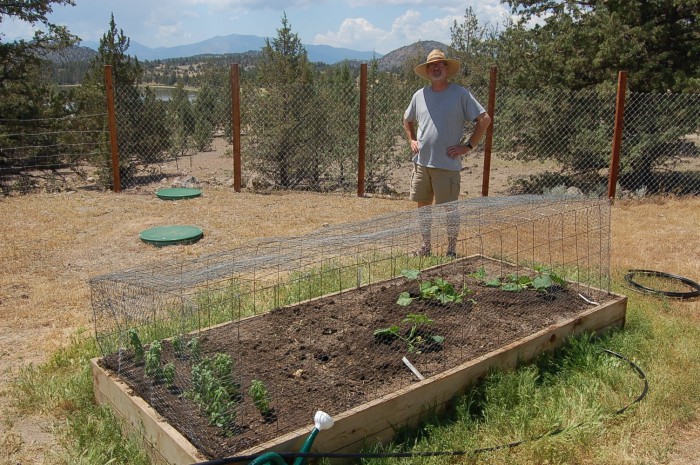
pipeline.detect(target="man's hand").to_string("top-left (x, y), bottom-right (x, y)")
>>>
top-left (447, 145), bottom-right (470, 158)
top-left (409, 139), bottom-right (420, 154)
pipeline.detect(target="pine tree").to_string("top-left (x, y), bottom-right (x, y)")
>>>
top-left (77, 14), bottom-right (171, 186)
top-left (0, 0), bottom-right (77, 191)
top-left (247, 13), bottom-right (318, 188)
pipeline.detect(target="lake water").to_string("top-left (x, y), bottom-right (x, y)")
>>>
top-left (58, 85), bottom-right (198, 102)
top-left (150, 86), bottom-right (198, 102)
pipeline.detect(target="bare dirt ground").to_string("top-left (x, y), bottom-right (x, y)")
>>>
top-left (1, 144), bottom-right (699, 464)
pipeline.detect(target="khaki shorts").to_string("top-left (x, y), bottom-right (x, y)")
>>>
top-left (409, 164), bottom-right (461, 204)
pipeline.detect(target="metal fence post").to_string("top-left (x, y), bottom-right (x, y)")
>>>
top-left (104, 65), bottom-right (121, 193)
top-left (230, 64), bottom-right (242, 193)
top-left (482, 66), bottom-right (498, 197)
top-left (607, 70), bottom-right (628, 201)
top-left (357, 63), bottom-right (367, 198)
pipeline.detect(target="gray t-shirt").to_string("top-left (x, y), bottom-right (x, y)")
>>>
top-left (404, 83), bottom-right (485, 171)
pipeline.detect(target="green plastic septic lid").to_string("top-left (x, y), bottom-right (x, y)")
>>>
top-left (139, 225), bottom-right (204, 247)
top-left (156, 187), bottom-right (202, 200)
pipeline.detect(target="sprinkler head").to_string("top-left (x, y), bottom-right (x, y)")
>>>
top-left (314, 411), bottom-right (334, 431)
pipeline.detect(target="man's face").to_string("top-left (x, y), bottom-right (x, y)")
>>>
top-left (427, 61), bottom-right (448, 82)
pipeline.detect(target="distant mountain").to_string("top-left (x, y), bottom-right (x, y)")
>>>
top-left (83, 33), bottom-right (380, 64)
top-left (377, 40), bottom-right (449, 72)
top-left (50, 37), bottom-right (448, 71)
top-left (41, 45), bottom-right (97, 63)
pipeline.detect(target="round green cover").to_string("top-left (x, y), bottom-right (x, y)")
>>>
top-left (156, 187), bottom-right (202, 200)
top-left (140, 225), bottom-right (204, 247)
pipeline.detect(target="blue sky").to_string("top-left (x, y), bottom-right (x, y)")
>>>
top-left (3, 0), bottom-right (516, 54)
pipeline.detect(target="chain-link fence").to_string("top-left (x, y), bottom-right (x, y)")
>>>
top-left (619, 92), bottom-right (700, 196)
top-left (490, 87), bottom-right (618, 196)
top-left (1, 66), bottom-right (698, 197)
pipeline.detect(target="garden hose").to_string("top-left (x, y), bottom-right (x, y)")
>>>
top-left (193, 349), bottom-right (648, 465)
top-left (624, 269), bottom-right (700, 300)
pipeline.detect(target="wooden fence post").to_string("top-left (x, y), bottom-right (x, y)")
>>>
top-left (104, 65), bottom-right (121, 193)
top-left (608, 70), bottom-right (628, 201)
top-left (230, 64), bottom-right (242, 193)
top-left (481, 66), bottom-right (498, 197)
top-left (357, 63), bottom-right (367, 197)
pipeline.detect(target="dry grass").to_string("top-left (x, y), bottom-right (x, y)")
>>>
top-left (0, 189), bottom-right (414, 368)
top-left (0, 190), bottom-right (699, 464)
top-left (612, 197), bottom-right (700, 280)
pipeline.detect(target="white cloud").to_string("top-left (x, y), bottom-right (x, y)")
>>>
top-left (313, 9), bottom-right (460, 53)
top-left (311, 0), bottom-right (518, 53)
top-left (390, 9), bottom-right (457, 44)
top-left (1, 16), bottom-right (40, 41)
top-left (314, 17), bottom-right (388, 50)
top-left (346, 0), bottom-right (455, 6)
top-left (155, 23), bottom-right (185, 42)
top-left (182, 0), bottom-right (318, 11)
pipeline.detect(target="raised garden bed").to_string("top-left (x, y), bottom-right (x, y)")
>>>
top-left (91, 255), bottom-right (626, 464)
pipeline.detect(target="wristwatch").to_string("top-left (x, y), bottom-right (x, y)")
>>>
top-left (466, 141), bottom-right (473, 150)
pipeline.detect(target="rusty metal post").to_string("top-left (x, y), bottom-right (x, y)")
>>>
top-left (357, 63), bottom-right (367, 197)
top-left (481, 66), bottom-right (498, 197)
top-left (608, 70), bottom-right (628, 201)
top-left (230, 64), bottom-right (242, 192)
top-left (104, 65), bottom-right (121, 192)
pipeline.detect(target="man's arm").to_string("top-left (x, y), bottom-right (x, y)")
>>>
top-left (403, 118), bottom-right (419, 154)
top-left (447, 112), bottom-right (492, 158)
top-left (467, 112), bottom-right (491, 148)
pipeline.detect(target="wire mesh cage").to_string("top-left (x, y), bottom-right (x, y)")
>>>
top-left (90, 194), bottom-right (614, 459)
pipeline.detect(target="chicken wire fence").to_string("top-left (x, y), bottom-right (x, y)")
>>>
top-left (2, 73), bottom-right (698, 197)
top-left (91, 194), bottom-right (614, 459)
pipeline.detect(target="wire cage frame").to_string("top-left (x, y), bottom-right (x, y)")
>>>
top-left (90, 194), bottom-right (615, 459)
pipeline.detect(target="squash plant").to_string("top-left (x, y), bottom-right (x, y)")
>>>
top-left (397, 269), bottom-right (473, 306)
top-left (374, 313), bottom-right (444, 353)
top-left (481, 267), bottom-right (567, 293)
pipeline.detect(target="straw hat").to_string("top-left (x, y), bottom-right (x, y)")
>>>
top-left (414, 49), bottom-right (461, 80)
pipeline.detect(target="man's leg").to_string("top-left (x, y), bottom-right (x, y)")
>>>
top-left (445, 203), bottom-right (459, 256)
top-left (416, 200), bottom-right (432, 255)
top-left (432, 169), bottom-right (461, 257)
top-left (410, 164), bottom-right (434, 255)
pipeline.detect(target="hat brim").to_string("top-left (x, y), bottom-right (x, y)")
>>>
top-left (414, 58), bottom-right (460, 80)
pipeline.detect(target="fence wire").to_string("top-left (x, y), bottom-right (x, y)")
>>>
top-left (619, 92), bottom-right (700, 196)
top-left (0, 113), bottom-right (108, 194)
top-left (1, 72), bottom-right (698, 197)
top-left (90, 194), bottom-right (613, 459)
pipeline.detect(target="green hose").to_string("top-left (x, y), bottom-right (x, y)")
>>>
top-left (248, 451), bottom-right (287, 465)
top-left (249, 427), bottom-right (320, 465)
top-left (294, 427), bottom-right (320, 465)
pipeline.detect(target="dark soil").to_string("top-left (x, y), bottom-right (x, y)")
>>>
top-left (100, 256), bottom-right (607, 460)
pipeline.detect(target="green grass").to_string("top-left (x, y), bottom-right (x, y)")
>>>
top-left (10, 279), bottom-right (700, 464)
top-left (11, 329), bottom-right (151, 465)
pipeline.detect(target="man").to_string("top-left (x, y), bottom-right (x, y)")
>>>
top-left (403, 49), bottom-right (491, 258)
